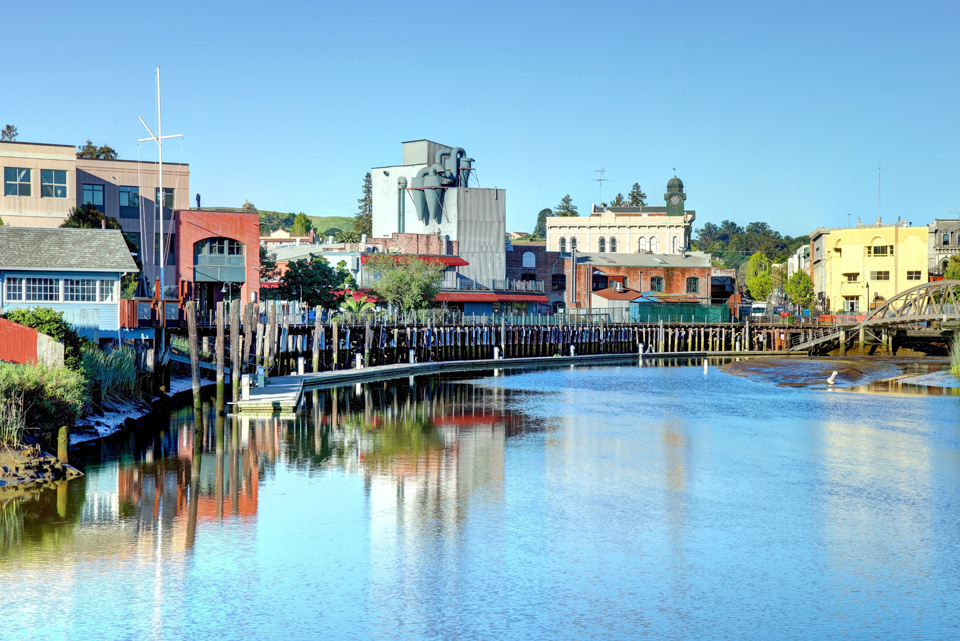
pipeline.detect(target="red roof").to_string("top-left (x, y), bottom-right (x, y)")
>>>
top-left (360, 254), bottom-right (468, 266)
top-left (592, 287), bottom-right (642, 301)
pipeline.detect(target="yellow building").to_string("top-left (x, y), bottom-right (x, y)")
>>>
top-left (811, 221), bottom-right (928, 313)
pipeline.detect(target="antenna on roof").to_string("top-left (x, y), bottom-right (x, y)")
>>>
top-left (594, 168), bottom-right (608, 204)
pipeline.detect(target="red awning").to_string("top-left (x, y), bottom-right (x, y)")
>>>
top-left (435, 292), bottom-right (499, 302)
top-left (494, 293), bottom-right (550, 303)
top-left (360, 254), bottom-right (468, 266)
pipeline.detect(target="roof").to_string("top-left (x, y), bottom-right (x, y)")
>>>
top-left (360, 254), bottom-right (468, 266)
top-left (0, 227), bottom-right (138, 273)
top-left (573, 251), bottom-right (711, 269)
top-left (435, 292), bottom-right (549, 303)
top-left (631, 291), bottom-right (701, 304)
top-left (592, 287), bottom-right (643, 301)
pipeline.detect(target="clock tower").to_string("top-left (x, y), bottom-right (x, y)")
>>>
top-left (664, 175), bottom-right (686, 216)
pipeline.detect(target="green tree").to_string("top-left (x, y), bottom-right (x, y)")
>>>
top-left (241, 200), bottom-right (257, 212)
top-left (353, 172), bottom-right (373, 237)
top-left (0, 125), bottom-right (17, 141)
top-left (554, 194), bottom-right (578, 217)
top-left (76, 139), bottom-right (118, 159)
top-left (628, 183), bottom-right (647, 207)
top-left (259, 246), bottom-right (277, 281)
top-left (531, 208), bottom-right (552, 239)
top-left (366, 254), bottom-right (444, 311)
top-left (784, 270), bottom-right (814, 311)
top-left (2, 308), bottom-right (86, 370)
top-left (610, 193), bottom-right (626, 207)
top-left (745, 251), bottom-right (773, 301)
top-left (944, 254), bottom-right (960, 281)
top-left (290, 212), bottom-right (313, 236)
top-left (0, 216), bottom-right (4, 226)
top-left (277, 254), bottom-right (353, 309)
top-left (339, 291), bottom-right (377, 314)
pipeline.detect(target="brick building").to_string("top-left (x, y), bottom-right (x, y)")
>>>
top-left (176, 209), bottom-right (260, 315)
top-left (563, 252), bottom-right (712, 309)
top-left (505, 241), bottom-right (565, 313)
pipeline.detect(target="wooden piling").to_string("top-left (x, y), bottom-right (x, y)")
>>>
top-left (215, 301), bottom-right (225, 410)
top-left (332, 320), bottom-right (340, 369)
top-left (57, 426), bottom-right (68, 464)
top-left (243, 302), bottom-right (255, 373)
top-left (185, 301), bottom-right (203, 414)
top-left (230, 302), bottom-right (241, 396)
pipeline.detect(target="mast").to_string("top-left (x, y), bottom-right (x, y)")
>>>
top-left (139, 66), bottom-right (182, 300)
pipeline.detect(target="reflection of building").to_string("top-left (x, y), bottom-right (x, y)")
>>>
top-left (810, 220), bottom-right (928, 313)
top-left (545, 176), bottom-right (695, 255)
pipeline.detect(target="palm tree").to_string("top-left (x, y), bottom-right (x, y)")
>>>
top-left (339, 291), bottom-right (376, 314)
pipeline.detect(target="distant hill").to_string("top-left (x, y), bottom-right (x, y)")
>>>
top-left (309, 216), bottom-right (354, 237)
top-left (246, 209), bottom-right (355, 236)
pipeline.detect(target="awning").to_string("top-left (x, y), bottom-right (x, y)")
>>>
top-left (495, 293), bottom-right (550, 303)
top-left (360, 254), bottom-right (468, 266)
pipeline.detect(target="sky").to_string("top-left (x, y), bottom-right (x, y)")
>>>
top-left (4, 0), bottom-right (959, 238)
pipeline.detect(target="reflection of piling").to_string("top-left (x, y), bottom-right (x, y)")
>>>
top-left (185, 301), bottom-right (202, 414)
top-left (215, 301), bottom-right (225, 411)
top-left (230, 414), bottom-right (240, 516)
top-left (186, 415), bottom-right (203, 550)
top-left (215, 410), bottom-right (224, 520)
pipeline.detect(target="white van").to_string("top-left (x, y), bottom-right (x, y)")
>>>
top-left (750, 303), bottom-right (769, 319)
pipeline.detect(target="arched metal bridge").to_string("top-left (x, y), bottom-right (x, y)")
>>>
top-left (789, 280), bottom-right (959, 352)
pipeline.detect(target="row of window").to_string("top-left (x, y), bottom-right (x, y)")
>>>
top-left (83, 185), bottom-right (174, 216)
top-left (5, 168), bottom-right (69, 198)
top-left (557, 235), bottom-right (684, 254)
top-left (866, 245), bottom-right (894, 256)
top-left (845, 271), bottom-right (922, 282)
top-left (4, 277), bottom-right (116, 303)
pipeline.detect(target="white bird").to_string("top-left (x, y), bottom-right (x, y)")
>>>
top-left (827, 370), bottom-right (838, 385)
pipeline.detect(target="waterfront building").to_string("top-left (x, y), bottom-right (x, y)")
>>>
top-left (561, 251), bottom-right (712, 309)
top-left (370, 140), bottom-right (505, 286)
top-left (260, 227), bottom-right (317, 248)
top-left (1, 139), bottom-right (190, 293)
top-left (928, 218), bottom-right (960, 277)
top-left (0, 226), bottom-right (138, 341)
top-left (809, 220), bottom-right (928, 313)
top-left (505, 240), bottom-right (565, 313)
top-left (545, 176), bottom-right (695, 255)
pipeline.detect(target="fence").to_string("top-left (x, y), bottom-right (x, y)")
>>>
top-left (0, 318), bottom-right (64, 367)
top-left (630, 303), bottom-right (732, 324)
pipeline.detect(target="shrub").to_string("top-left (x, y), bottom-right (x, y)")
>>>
top-left (951, 333), bottom-right (960, 377)
top-left (0, 363), bottom-right (86, 437)
top-left (2, 308), bottom-right (87, 370)
top-left (82, 345), bottom-right (138, 403)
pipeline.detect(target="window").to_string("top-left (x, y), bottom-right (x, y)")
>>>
top-left (99, 280), bottom-right (116, 302)
top-left (4, 167), bottom-right (31, 196)
top-left (520, 273), bottom-right (536, 282)
top-left (194, 237), bottom-right (242, 255)
top-left (609, 237), bottom-right (617, 253)
top-left (25, 277), bottom-right (59, 302)
top-left (82, 184), bottom-right (104, 211)
top-left (649, 237), bottom-right (659, 253)
top-left (598, 237), bottom-right (606, 253)
top-left (650, 276), bottom-right (664, 292)
top-left (845, 273), bottom-right (859, 282)
top-left (867, 245), bottom-right (893, 256)
top-left (907, 271), bottom-right (921, 281)
top-left (40, 170), bottom-right (67, 198)
top-left (672, 236), bottom-right (679, 253)
top-left (156, 234), bottom-right (176, 265)
top-left (521, 251), bottom-right (536, 268)
top-left (871, 271), bottom-right (890, 281)
top-left (686, 277), bottom-right (699, 293)
top-left (944, 233), bottom-right (951, 246)
top-left (119, 186), bottom-right (140, 218)
top-left (569, 237), bottom-right (578, 252)
top-left (843, 296), bottom-right (860, 313)
top-left (64, 279), bottom-right (97, 302)
top-left (5, 277), bottom-right (23, 301)
top-left (558, 237), bottom-right (566, 253)
top-left (551, 274), bottom-right (566, 290)
top-left (155, 188), bottom-right (174, 217)
top-left (637, 236), bottom-right (646, 252)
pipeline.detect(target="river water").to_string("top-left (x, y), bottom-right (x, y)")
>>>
top-left (2, 359), bottom-right (959, 640)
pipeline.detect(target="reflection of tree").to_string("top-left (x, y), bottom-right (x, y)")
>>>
top-left (359, 414), bottom-right (444, 477)
top-left (0, 479), bottom-right (85, 559)
top-left (0, 498), bottom-right (22, 554)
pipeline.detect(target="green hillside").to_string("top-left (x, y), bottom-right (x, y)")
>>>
top-left (309, 216), bottom-right (354, 236)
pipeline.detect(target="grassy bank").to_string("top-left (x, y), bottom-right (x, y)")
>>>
top-left (951, 333), bottom-right (960, 377)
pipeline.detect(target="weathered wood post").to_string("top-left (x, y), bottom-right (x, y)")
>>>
top-left (312, 315), bottom-right (322, 372)
top-left (266, 305), bottom-right (277, 374)
top-left (332, 319), bottom-right (340, 369)
top-left (185, 301), bottom-right (202, 414)
top-left (57, 426), bottom-right (69, 464)
top-left (215, 301), bottom-right (225, 410)
top-left (243, 302), bottom-right (255, 373)
top-left (230, 302), bottom-right (241, 397)
top-left (500, 317), bottom-right (507, 359)
top-left (364, 319), bottom-right (371, 367)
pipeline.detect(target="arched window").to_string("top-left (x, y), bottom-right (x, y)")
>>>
top-left (522, 251), bottom-right (536, 268)
top-left (637, 236), bottom-right (646, 253)
top-left (559, 237), bottom-right (567, 253)
top-left (650, 236), bottom-right (659, 253)
top-left (686, 277), bottom-right (699, 293)
top-left (944, 233), bottom-right (951, 246)
top-left (609, 237), bottom-right (617, 252)
top-left (598, 237), bottom-right (606, 253)
top-left (672, 236), bottom-right (679, 253)
top-left (570, 237), bottom-right (578, 252)
top-left (194, 237), bottom-right (244, 256)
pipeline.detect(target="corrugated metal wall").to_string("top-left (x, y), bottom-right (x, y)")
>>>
top-left (456, 188), bottom-right (506, 285)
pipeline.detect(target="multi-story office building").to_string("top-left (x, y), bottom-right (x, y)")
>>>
top-left (809, 220), bottom-right (928, 313)
top-left (1, 140), bottom-right (190, 294)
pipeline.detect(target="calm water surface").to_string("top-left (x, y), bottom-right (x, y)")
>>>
top-left (2, 360), bottom-right (960, 640)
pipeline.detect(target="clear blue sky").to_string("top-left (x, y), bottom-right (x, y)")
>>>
top-left (4, 0), bottom-right (959, 238)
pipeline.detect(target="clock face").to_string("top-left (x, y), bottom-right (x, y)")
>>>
top-left (669, 195), bottom-right (681, 206)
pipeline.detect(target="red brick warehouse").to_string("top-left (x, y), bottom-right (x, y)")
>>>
top-left (175, 209), bottom-right (261, 314)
